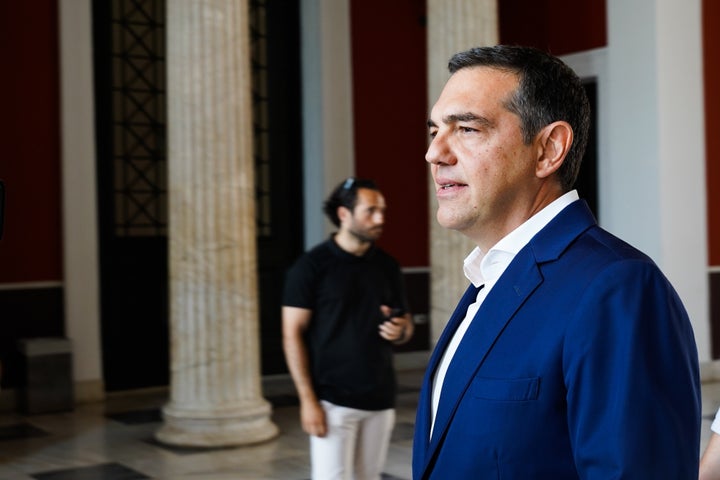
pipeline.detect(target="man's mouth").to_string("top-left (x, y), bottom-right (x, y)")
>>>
top-left (438, 182), bottom-right (467, 191)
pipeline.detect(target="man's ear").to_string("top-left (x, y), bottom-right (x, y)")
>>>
top-left (337, 205), bottom-right (351, 224)
top-left (536, 121), bottom-right (573, 179)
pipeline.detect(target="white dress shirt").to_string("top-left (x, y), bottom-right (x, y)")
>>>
top-left (429, 190), bottom-right (580, 437)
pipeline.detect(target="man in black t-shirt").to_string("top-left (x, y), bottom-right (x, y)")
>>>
top-left (282, 178), bottom-right (414, 480)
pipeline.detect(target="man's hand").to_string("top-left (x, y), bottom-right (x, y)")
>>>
top-left (379, 305), bottom-right (414, 344)
top-left (300, 399), bottom-right (328, 437)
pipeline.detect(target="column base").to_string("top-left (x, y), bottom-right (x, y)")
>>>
top-left (155, 399), bottom-right (279, 447)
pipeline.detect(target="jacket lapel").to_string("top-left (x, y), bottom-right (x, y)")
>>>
top-left (413, 284), bottom-right (482, 473)
top-left (427, 253), bottom-right (542, 452)
top-left (427, 284), bottom-right (484, 382)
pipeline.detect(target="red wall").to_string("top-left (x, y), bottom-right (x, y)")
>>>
top-left (704, 0), bottom-right (720, 266)
top-left (350, 0), bottom-right (429, 267)
top-left (499, 0), bottom-right (607, 55)
top-left (0, 1), bottom-right (63, 283)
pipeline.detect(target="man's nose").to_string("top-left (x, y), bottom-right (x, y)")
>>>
top-left (425, 132), bottom-right (455, 165)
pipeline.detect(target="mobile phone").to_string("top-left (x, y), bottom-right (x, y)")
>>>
top-left (380, 307), bottom-right (405, 325)
top-left (384, 307), bottom-right (405, 321)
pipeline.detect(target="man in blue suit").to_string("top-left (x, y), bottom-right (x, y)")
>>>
top-left (413, 45), bottom-right (701, 479)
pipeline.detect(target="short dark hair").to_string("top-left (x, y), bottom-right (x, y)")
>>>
top-left (323, 178), bottom-right (380, 227)
top-left (448, 45), bottom-right (591, 191)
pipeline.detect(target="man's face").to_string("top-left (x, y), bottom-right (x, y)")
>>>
top-left (342, 188), bottom-right (386, 243)
top-left (426, 66), bottom-right (540, 247)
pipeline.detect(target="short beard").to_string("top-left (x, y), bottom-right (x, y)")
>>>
top-left (348, 226), bottom-right (380, 244)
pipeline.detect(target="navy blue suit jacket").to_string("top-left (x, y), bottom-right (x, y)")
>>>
top-left (412, 200), bottom-right (700, 479)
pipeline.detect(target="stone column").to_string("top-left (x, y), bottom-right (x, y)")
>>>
top-left (156, 0), bottom-right (278, 447)
top-left (426, 0), bottom-right (498, 345)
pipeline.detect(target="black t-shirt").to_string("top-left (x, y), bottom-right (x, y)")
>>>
top-left (282, 238), bottom-right (409, 410)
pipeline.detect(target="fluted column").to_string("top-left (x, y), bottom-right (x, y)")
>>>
top-left (156, 0), bottom-right (278, 447)
top-left (427, 0), bottom-right (498, 345)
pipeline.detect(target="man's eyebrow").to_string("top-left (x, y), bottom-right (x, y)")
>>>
top-left (427, 113), bottom-right (492, 128)
top-left (445, 112), bottom-right (491, 125)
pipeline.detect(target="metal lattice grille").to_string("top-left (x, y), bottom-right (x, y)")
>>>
top-left (250, 0), bottom-right (272, 237)
top-left (109, 0), bottom-right (271, 237)
top-left (111, 0), bottom-right (167, 237)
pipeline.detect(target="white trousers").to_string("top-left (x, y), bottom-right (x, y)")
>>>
top-left (310, 400), bottom-right (396, 480)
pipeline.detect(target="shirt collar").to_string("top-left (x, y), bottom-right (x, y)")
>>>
top-left (463, 190), bottom-right (580, 287)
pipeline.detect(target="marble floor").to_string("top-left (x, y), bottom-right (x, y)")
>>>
top-left (0, 368), bottom-right (718, 480)
top-left (0, 369), bottom-right (424, 480)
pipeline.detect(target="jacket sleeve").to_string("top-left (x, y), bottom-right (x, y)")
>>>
top-left (563, 259), bottom-right (701, 479)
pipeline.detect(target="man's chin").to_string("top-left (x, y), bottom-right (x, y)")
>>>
top-left (436, 210), bottom-right (466, 232)
top-left (352, 230), bottom-right (382, 243)
top-left (436, 210), bottom-right (454, 228)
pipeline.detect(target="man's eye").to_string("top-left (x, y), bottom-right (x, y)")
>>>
top-left (459, 126), bottom-right (476, 133)
top-left (428, 130), bottom-right (438, 139)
